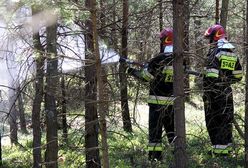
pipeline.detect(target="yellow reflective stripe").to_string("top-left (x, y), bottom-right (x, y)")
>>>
top-left (226, 146), bottom-right (233, 152)
top-left (163, 69), bottom-right (173, 74)
top-left (147, 96), bottom-right (174, 105)
top-left (148, 146), bottom-right (163, 151)
top-left (216, 51), bottom-right (236, 58)
top-left (234, 74), bottom-right (242, 78)
top-left (213, 148), bottom-right (229, 154)
top-left (162, 66), bottom-right (173, 74)
top-left (206, 68), bottom-right (219, 77)
top-left (141, 69), bottom-right (154, 81)
top-left (233, 70), bottom-right (242, 78)
top-left (148, 143), bottom-right (163, 151)
top-left (218, 55), bottom-right (237, 61)
top-left (211, 145), bottom-right (230, 154)
top-left (206, 72), bottom-right (219, 78)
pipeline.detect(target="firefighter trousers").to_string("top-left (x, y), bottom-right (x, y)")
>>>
top-left (203, 86), bottom-right (234, 146)
top-left (148, 104), bottom-right (175, 160)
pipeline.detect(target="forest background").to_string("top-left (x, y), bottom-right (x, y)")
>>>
top-left (0, 0), bottom-right (247, 167)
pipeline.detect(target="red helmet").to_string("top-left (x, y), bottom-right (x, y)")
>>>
top-left (159, 28), bottom-right (173, 46)
top-left (204, 24), bottom-right (226, 42)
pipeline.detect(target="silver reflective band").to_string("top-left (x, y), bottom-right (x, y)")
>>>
top-left (163, 66), bottom-right (173, 70)
top-left (206, 68), bottom-right (219, 74)
top-left (216, 51), bottom-right (236, 59)
top-left (148, 95), bottom-right (174, 101)
top-left (213, 145), bottom-right (228, 149)
top-left (232, 70), bottom-right (242, 75)
top-left (148, 142), bottom-right (162, 147)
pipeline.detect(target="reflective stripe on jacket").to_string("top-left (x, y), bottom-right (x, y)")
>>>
top-left (147, 95), bottom-right (174, 105)
top-left (148, 142), bottom-right (163, 152)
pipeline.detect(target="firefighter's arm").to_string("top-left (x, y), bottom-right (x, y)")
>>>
top-left (204, 55), bottom-right (220, 85)
top-left (126, 66), bottom-right (154, 82)
top-left (230, 57), bottom-right (243, 83)
top-left (119, 57), bottom-right (154, 82)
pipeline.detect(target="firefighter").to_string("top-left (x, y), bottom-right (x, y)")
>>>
top-left (124, 28), bottom-right (175, 161)
top-left (203, 24), bottom-right (242, 156)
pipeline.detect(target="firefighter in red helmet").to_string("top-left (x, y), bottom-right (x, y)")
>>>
top-left (124, 28), bottom-right (175, 161)
top-left (203, 24), bottom-right (242, 156)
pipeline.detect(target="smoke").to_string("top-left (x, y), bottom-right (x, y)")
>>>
top-left (22, 9), bottom-right (58, 34)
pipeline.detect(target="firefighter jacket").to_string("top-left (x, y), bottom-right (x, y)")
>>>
top-left (203, 46), bottom-right (242, 88)
top-left (127, 52), bottom-right (174, 105)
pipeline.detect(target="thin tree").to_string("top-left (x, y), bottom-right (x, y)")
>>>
top-left (173, 0), bottom-right (187, 167)
top-left (91, 0), bottom-right (110, 167)
top-left (158, 0), bottom-right (163, 52)
top-left (61, 75), bottom-right (67, 143)
top-left (32, 33), bottom-right (45, 168)
top-left (183, 0), bottom-right (190, 99)
top-left (119, 0), bottom-right (132, 132)
top-left (17, 85), bottom-right (27, 134)
top-left (220, 0), bottom-right (229, 29)
top-left (244, 0), bottom-right (248, 167)
top-left (9, 86), bottom-right (18, 145)
top-left (215, 0), bottom-right (220, 23)
top-left (85, 0), bottom-right (101, 167)
top-left (44, 22), bottom-right (59, 168)
top-left (31, 7), bottom-right (45, 167)
top-left (99, 0), bottom-right (110, 117)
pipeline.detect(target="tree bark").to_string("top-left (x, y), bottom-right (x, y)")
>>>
top-left (183, 0), bottom-right (190, 99)
top-left (119, 0), bottom-right (132, 132)
top-left (158, 0), bottom-right (163, 52)
top-left (220, 0), bottom-right (229, 29)
top-left (99, 0), bottom-right (110, 116)
top-left (17, 86), bottom-right (27, 134)
top-left (173, 0), bottom-right (187, 167)
top-left (244, 0), bottom-right (248, 167)
top-left (61, 75), bottom-right (68, 143)
top-left (32, 26), bottom-right (45, 168)
top-left (44, 23), bottom-right (58, 168)
top-left (9, 87), bottom-right (18, 145)
top-left (215, 0), bottom-right (220, 23)
top-left (85, 0), bottom-right (101, 167)
top-left (91, 0), bottom-right (110, 167)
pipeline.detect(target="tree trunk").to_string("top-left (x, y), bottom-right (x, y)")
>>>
top-left (9, 87), bottom-right (18, 145)
top-left (183, 0), bottom-right (190, 99)
top-left (244, 0), bottom-right (248, 166)
top-left (91, 1), bottom-right (110, 167)
top-left (173, 0), bottom-right (187, 167)
top-left (220, 0), bottom-right (229, 29)
top-left (61, 75), bottom-right (68, 143)
top-left (99, 0), bottom-right (110, 116)
top-left (85, 0), bottom-right (101, 167)
top-left (193, 19), bottom-right (204, 89)
top-left (215, 0), bottom-right (220, 23)
top-left (44, 23), bottom-right (58, 168)
top-left (158, 0), bottom-right (163, 52)
top-left (32, 17), bottom-right (45, 167)
top-left (111, 0), bottom-right (119, 88)
top-left (17, 86), bottom-right (27, 134)
top-left (119, 0), bottom-right (132, 132)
